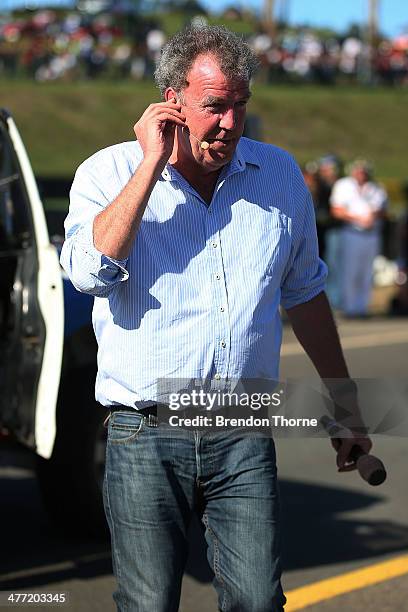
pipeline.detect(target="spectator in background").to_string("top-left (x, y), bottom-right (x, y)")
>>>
top-left (330, 159), bottom-right (388, 318)
top-left (339, 36), bottom-right (363, 81)
top-left (145, 27), bottom-right (166, 76)
top-left (302, 160), bottom-right (320, 209)
top-left (316, 154), bottom-right (343, 308)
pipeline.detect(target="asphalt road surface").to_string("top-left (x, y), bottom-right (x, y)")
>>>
top-left (0, 315), bottom-right (407, 611)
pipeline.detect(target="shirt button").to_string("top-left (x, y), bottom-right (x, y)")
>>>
top-left (220, 306), bottom-right (225, 312)
top-left (220, 340), bottom-right (226, 348)
top-left (214, 373), bottom-right (221, 380)
top-left (215, 274), bottom-right (221, 280)
top-left (212, 242), bottom-right (218, 248)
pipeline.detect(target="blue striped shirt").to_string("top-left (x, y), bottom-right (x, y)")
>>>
top-left (60, 137), bottom-right (327, 407)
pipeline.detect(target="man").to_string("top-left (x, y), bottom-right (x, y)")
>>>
top-left (330, 159), bottom-right (387, 318)
top-left (61, 25), bottom-right (371, 612)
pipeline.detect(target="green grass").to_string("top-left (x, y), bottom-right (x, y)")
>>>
top-left (252, 84), bottom-right (408, 180)
top-left (144, 11), bottom-right (258, 37)
top-left (1, 80), bottom-right (407, 207)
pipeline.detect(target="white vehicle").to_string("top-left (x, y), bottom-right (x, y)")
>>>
top-left (0, 109), bottom-right (108, 538)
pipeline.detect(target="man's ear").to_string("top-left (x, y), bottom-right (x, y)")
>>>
top-left (164, 88), bottom-right (177, 102)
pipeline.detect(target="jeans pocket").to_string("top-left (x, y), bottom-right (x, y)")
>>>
top-left (108, 411), bottom-right (145, 445)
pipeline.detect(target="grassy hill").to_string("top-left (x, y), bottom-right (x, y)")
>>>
top-left (1, 80), bottom-right (407, 206)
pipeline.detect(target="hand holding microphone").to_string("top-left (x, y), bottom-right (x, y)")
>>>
top-left (320, 415), bottom-right (387, 486)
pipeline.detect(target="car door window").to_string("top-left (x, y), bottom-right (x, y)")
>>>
top-left (0, 133), bottom-right (32, 251)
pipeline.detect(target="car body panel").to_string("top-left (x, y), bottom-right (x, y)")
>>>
top-left (0, 110), bottom-right (64, 459)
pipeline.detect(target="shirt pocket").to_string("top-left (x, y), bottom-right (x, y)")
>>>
top-left (242, 209), bottom-right (292, 281)
top-left (265, 226), bottom-right (292, 278)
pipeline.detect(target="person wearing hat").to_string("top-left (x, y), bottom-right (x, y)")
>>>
top-left (330, 159), bottom-right (388, 317)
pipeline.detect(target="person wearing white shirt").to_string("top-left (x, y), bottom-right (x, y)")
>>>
top-left (61, 26), bottom-right (373, 611)
top-left (330, 159), bottom-right (387, 317)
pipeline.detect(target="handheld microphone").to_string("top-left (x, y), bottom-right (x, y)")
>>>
top-left (320, 415), bottom-right (387, 486)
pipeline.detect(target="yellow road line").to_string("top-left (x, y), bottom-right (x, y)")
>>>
top-left (281, 330), bottom-right (408, 356)
top-left (285, 554), bottom-right (408, 610)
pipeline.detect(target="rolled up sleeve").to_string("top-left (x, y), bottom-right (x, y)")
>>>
top-left (60, 160), bottom-right (129, 297)
top-left (280, 165), bottom-right (328, 310)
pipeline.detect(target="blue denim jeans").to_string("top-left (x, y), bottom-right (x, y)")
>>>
top-left (103, 410), bottom-right (286, 611)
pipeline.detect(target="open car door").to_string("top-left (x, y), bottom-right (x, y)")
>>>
top-left (0, 109), bottom-right (64, 459)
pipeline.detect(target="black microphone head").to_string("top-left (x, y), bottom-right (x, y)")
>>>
top-left (368, 468), bottom-right (387, 486)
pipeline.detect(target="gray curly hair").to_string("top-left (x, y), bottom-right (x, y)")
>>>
top-left (154, 25), bottom-right (259, 99)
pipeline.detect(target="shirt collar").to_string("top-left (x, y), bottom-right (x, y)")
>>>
top-left (161, 166), bottom-right (172, 181)
top-left (233, 137), bottom-right (261, 171)
top-left (160, 137), bottom-right (261, 182)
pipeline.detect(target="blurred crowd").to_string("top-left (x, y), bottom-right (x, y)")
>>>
top-left (250, 28), bottom-right (408, 86)
top-left (0, 10), bottom-right (165, 81)
top-left (303, 157), bottom-right (408, 317)
top-left (0, 8), bottom-right (408, 85)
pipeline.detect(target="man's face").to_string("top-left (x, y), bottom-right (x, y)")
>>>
top-left (352, 166), bottom-right (369, 186)
top-left (319, 163), bottom-right (338, 184)
top-left (168, 54), bottom-right (251, 172)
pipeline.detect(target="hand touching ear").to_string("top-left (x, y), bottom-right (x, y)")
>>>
top-left (134, 99), bottom-right (186, 165)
